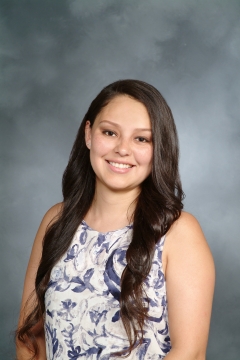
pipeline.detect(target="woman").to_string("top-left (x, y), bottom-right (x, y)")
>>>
top-left (16, 79), bottom-right (215, 359)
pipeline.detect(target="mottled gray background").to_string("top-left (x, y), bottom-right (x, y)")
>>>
top-left (1, 0), bottom-right (240, 359)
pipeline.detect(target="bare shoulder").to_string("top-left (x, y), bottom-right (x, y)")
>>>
top-left (39, 202), bottom-right (63, 230)
top-left (163, 212), bottom-right (215, 356)
top-left (166, 211), bottom-right (208, 247)
top-left (26, 201), bottom-right (63, 261)
top-left (16, 204), bottom-right (63, 356)
top-left (19, 202), bottom-right (63, 312)
top-left (30, 202), bottom-right (63, 256)
top-left (163, 211), bottom-right (215, 276)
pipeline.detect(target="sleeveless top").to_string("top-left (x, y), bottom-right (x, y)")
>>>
top-left (44, 221), bottom-right (171, 359)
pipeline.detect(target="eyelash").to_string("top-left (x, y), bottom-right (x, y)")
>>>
top-left (103, 130), bottom-right (116, 136)
top-left (102, 130), bottom-right (150, 143)
top-left (136, 137), bottom-right (149, 143)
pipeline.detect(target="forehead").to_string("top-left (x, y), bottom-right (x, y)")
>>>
top-left (95, 95), bottom-right (151, 127)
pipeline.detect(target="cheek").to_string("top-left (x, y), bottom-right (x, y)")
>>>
top-left (91, 134), bottom-right (112, 155)
top-left (89, 135), bottom-right (114, 172)
top-left (135, 147), bottom-right (153, 167)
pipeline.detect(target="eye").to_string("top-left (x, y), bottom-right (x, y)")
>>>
top-left (136, 136), bottom-right (149, 143)
top-left (103, 130), bottom-right (116, 137)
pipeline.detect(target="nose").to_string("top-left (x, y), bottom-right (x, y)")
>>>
top-left (114, 137), bottom-right (131, 156)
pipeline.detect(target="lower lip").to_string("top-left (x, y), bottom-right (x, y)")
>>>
top-left (106, 161), bottom-right (134, 174)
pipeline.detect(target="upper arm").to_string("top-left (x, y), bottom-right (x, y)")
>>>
top-left (18, 202), bottom-right (62, 325)
top-left (164, 212), bottom-right (215, 359)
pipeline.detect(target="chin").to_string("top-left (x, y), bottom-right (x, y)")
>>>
top-left (104, 182), bottom-right (141, 193)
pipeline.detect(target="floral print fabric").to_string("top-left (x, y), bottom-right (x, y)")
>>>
top-left (44, 221), bottom-right (171, 359)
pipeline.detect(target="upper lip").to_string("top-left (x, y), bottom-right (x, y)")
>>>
top-left (106, 160), bottom-right (135, 166)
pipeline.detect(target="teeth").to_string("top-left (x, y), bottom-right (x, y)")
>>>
top-left (109, 161), bottom-right (132, 169)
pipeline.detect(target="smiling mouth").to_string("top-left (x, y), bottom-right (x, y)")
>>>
top-left (107, 161), bottom-right (133, 169)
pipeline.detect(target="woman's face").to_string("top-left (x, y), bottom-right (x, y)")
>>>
top-left (85, 95), bottom-right (153, 194)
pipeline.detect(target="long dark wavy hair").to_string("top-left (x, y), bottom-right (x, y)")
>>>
top-left (16, 79), bottom-right (184, 358)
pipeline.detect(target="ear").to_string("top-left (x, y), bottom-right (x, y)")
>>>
top-left (85, 121), bottom-right (92, 149)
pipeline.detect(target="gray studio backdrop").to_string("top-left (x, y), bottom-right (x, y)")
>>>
top-left (1, 0), bottom-right (240, 359)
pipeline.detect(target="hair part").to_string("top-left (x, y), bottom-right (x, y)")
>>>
top-left (16, 79), bottom-right (184, 358)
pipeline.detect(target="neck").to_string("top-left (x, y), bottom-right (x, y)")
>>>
top-left (84, 183), bottom-right (140, 232)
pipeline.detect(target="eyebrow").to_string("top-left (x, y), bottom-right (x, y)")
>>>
top-left (99, 120), bottom-right (152, 132)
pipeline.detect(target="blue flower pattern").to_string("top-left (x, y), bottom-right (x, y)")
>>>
top-left (45, 221), bottom-right (171, 359)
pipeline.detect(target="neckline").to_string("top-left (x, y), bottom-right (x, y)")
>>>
top-left (81, 220), bottom-right (133, 235)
